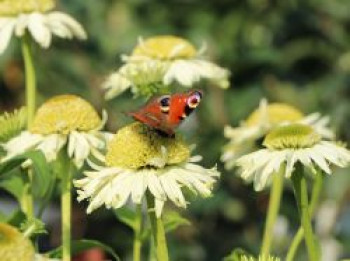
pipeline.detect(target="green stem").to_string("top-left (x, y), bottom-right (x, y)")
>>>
top-left (21, 33), bottom-right (36, 219)
top-left (146, 192), bottom-right (169, 261)
top-left (260, 166), bottom-right (284, 257)
top-left (286, 172), bottom-right (323, 261)
top-left (291, 164), bottom-right (319, 261)
top-left (61, 159), bottom-right (73, 261)
top-left (133, 204), bottom-right (142, 261)
top-left (21, 34), bottom-right (36, 128)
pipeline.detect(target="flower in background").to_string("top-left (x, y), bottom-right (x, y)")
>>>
top-left (0, 107), bottom-right (27, 143)
top-left (1, 95), bottom-right (109, 168)
top-left (221, 99), bottom-right (335, 169)
top-left (103, 35), bottom-right (230, 98)
top-left (0, 0), bottom-right (87, 54)
top-left (74, 122), bottom-right (219, 217)
top-left (235, 124), bottom-right (350, 191)
top-left (0, 222), bottom-right (35, 261)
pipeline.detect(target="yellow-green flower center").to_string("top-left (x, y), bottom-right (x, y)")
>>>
top-left (30, 95), bottom-right (101, 135)
top-left (0, 223), bottom-right (34, 261)
top-left (106, 122), bottom-right (190, 169)
top-left (131, 35), bottom-right (197, 60)
top-left (263, 124), bottom-right (321, 150)
top-left (245, 103), bottom-right (304, 127)
top-left (0, 0), bottom-right (55, 16)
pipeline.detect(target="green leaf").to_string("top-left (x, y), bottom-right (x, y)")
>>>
top-left (0, 173), bottom-right (26, 200)
top-left (6, 210), bottom-right (27, 227)
top-left (0, 151), bottom-right (53, 199)
top-left (163, 211), bottom-right (191, 233)
top-left (47, 239), bottom-right (120, 261)
top-left (114, 206), bottom-right (138, 230)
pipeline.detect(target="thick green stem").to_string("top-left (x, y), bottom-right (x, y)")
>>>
top-left (21, 34), bottom-right (36, 128)
top-left (286, 172), bottom-right (323, 261)
top-left (133, 204), bottom-right (142, 261)
top-left (61, 158), bottom-right (73, 261)
top-left (146, 192), bottom-right (169, 261)
top-left (291, 164), bottom-right (319, 261)
top-left (260, 166), bottom-right (284, 257)
top-left (21, 34), bottom-right (36, 219)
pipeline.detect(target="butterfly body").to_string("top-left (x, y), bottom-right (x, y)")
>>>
top-left (128, 90), bottom-right (203, 136)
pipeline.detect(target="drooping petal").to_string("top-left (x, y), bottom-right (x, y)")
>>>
top-left (0, 19), bottom-right (15, 54)
top-left (27, 13), bottom-right (52, 48)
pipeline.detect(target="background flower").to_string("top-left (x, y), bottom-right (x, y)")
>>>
top-left (1, 95), bottom-right (108, 168)
top-left (0, 0), bottom-right (86, 54)
top-left (103, 35), bottom-right (230, 98)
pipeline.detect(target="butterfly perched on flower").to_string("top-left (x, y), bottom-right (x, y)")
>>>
top-left (128, 90), bottom-right (203, 136)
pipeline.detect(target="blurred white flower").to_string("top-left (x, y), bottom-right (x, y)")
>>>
top-left (74, 122), bottom-right (219, 217)
top-left (235, 124), bottom-right (350, 191)
top-left (1, 95), bottom-right (109, 168)
top-left (103, 35), bottom-right (230, 98)
top-left (0, 0), bottom-right (86, 54)
top-left (222, 99), bottom-right (335, 169)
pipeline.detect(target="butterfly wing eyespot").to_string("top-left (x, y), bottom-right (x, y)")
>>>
top-left (159, 95), bottom-right (171, 113)
top-left (187, 91), bottom-right (202, 109)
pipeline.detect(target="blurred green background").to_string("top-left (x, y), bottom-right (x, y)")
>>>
top-left (1, 0), bottom-right (350, 260)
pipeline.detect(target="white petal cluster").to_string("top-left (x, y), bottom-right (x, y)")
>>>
top-left (1, 129), bottom-right (106, 168)
top-left (74, 156), bottom-right (219, 217)
top-left (0, 11), bottom-right (87, 54)
top-left (221, 99), bottom-right (335, 168)
top-left (103, 36), bottom-right (230, 99)
top-left (235, 141), bottom-right (350, 191)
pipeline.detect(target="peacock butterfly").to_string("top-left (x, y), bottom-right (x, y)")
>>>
top-left (128, 90), bottom-right (203, 136)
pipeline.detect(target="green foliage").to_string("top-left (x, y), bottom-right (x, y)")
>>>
top-left (0, 151), bottom-right (53, 200)
top-left (47, 239), bottom-right (120, 261)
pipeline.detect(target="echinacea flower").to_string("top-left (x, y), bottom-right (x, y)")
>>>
top-left (0, 0), bottom-right (87, 54)
top-left (1, 95), bottom-right (109, 168)
top-left (235, 124), bottom-right (350, 191)
top-left (0, 223), bottom-right (35, 261)
top-left (74, 122), bottom-right (219, 217)
top-left (221, 99), bottom-right (335, 169)
top-left (103, 35), bottom-right (230, 98)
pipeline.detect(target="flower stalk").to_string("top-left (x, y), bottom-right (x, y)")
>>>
top-left (260, 165), bottom-right (284, 257)
top-left (21, 33), bottom-right (36, 128)
top-left (291, 164), bottom-right (319, 261)
top-left (286, 171), bottom-right (323, 261)
top-left (146, 192), bottom-right (169, 261)
top-left (21, 33), bottom-right (37, 219)
top-left (133, 204), bottom-right (142, 261)
top-left (61, 153), bottom-right (74, 261)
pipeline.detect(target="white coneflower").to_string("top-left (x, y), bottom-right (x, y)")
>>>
top-left (0, 0), bottom-right (87, 54)
top-left (74, 122), bottom-right (219, 217)
top-left (103, 35), bottom-right (230, 98)
top-left (235, 124), bottom-right (350, 191)
top-left (0, 223), bottom-right (35, 261)
top-left (1, 95), bottom-right (109, 168)
top-left (221, 99), bottom-right (335, 169)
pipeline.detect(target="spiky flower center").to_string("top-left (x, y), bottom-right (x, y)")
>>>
top-left (131, 35), bottom-right (197, 60)
top-left (263, 124), bottom-right (321, 150)
top-left (0, 223), bottom-right (34, 261)
top-left (245, 103), bottom-right (304, 127)
top-left (30, 95), bottom-right (101, 135)
top-left (0, 0), bottom-right (55, 16)
top-left (106, 122), bottom-right (190, 169)
top-left (0, 107), bottom-right (26, 143)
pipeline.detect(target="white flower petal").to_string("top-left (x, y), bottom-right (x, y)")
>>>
top-left (27, 13), bottom-right (52, 48)
top-left (0, 19), bottom-right (15, 54)
top-left (47, 12), bottom-right (87, 40)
